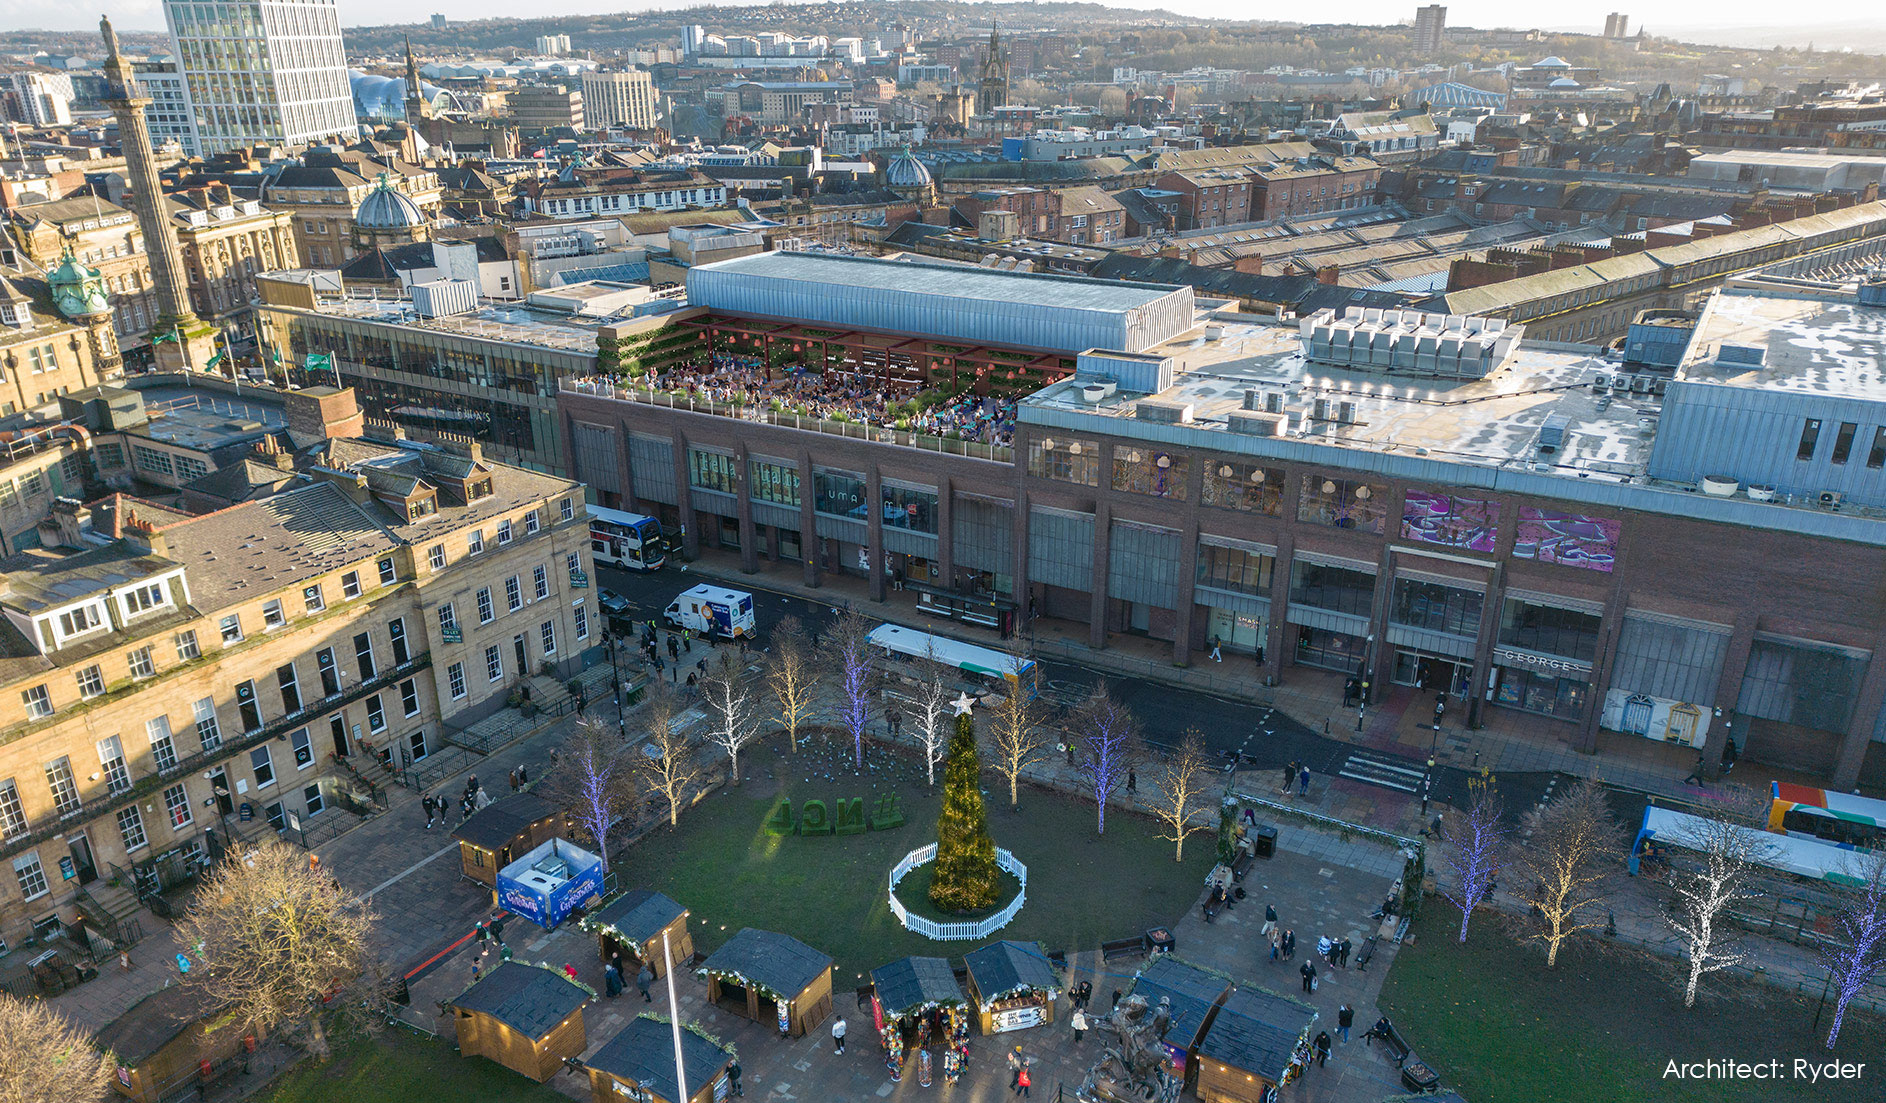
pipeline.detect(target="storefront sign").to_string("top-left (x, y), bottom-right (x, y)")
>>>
top-left (568, 569), bottom-right (589, 589)
top-left (59, 857), bottom-right (76, 881)
top-left (990, 1004), bottom-right (1044, 1033)
top-left (442, 624), bottom-right (462, 644)
top-left (1492, 648), bottom-right (1589, 677)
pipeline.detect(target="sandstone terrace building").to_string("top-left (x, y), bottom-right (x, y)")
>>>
top-left (0, 412), bottom-right (591, 951)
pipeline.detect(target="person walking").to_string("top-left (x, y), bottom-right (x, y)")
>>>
top-left (1015, 1064), bottom-right (1031, 1099)
top-left (1209, 636), bottom-right (1223, 662)
top-left (1007, 1048), bottom-right (1023, 1089)
top-left (1282, 929), bottom-right (1296, 959)
top-left (515, 764), bottom-right (528, 788)
top-left (1314, 1030), bottom-right (1332, 1067)
top-left (1298, 765), bottom-right (1311, 796)
top-left (1263, 904), bottom-right (1278, 935)
top-left (1337, 1004), bottom-right (1354, 1043)
top-left (1125, 770), bottom-right (1136, 799)
top-left (682, 627), bottom-right (692, 653)
top-left (1338, 937), bottom-right (1351, 968)
top-left (1300, 959), bottom-right (1317, 994)
top-left (832, 1016), bottom-right (847, 1054)
top-left (1071, 1009), bottom-right (1088, 1043)
top-left (667, 634), bottom-right (680, 661)
top-left (421, 794), bottom-right (436, 828)
top-left (1269, 926), bottom-right (1281, 962)
top-left (1280, 761), bottom-right (1295, 794)
top-left (1317, 934), bottom-right (1332, 963)
top-left (636, 964), bottom-right (654, 1003)
top-left (603, 961), bottom-right (623, 998)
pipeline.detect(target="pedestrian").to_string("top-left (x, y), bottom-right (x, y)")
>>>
top-left (563, 963), bottom-right (579, 982)
top-left (422, 794), bottom-right (436, 828)
top-left (1080, 980), bottom-right (1093, 1010)
top-left (636, 964), bottom-right (654, 1003)
top-left (475, 920), bottom-right (490, 947)
top-left (489, 916), bottom-right (505, 946)
top-left (1111, 989), bottom-right (1122, 1010)
top-left (465, 775), bottom-right (479, 798)
top-left (1721, 737), bottom-right (1739, 774)
top-left (832, 1016), bottom-right (847, 1054)
top-left (1283, 929), bottom-right (1296, 958)
top-left (119, 949), bottom-right (132, 972)
top-left (516, 764), bottom-right (528, 788)
top-left (1298, 765), bottom-right (1310, 795)
top-left (470, 954), bottom-right (483, 983)
top-left (1125, 770), bottom-right (1136, 798)
top-left (1317, 934), bottom-right (1332, 963)
top-left (1337, 1004), bottom-right (1354, 1043)
top-left (667, 635), bottom-right (680, 661)
top-left (1210, 635), bottom-right (1223, 662)
top-left (1300, 959), bottom-right (1317, 994)
top-left (1015, 1064), bottom-right (1031, 1098)
top-left (1280, 761), bottom-right (1296, 794)
top-left (1269, 926), bottom-right (1281, 962)
top-left (1314, 1030), bottom-right (1332, 1067)
top-left (1338, 937), bottom-right (1351, 967)
top-left (682, 628), bottom-right (692, 653)
top-left (728, 1059), bottom-right (743, 1097)
top-left (1008, 1047), bottom-right (1023, 1089)
top-left (1071, 1009), bottom-right (1088, 1043)
top-left (1263, 903), bottom-right (1278, 935)
top-left (603, 961), bottom-right (623, 998)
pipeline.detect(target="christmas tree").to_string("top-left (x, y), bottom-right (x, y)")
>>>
top-left (929, 711), bottom-right (999, 912)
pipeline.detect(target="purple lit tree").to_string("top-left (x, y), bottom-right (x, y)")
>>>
top-left (824, 608), bottom-right (877, 769)
top-left (1073, 684), bottom-right (1141, 835)
top-left (1820, 850), bottom-right (1886, 1048)
top-left (1437, 771), bottom-right (1506, 943)
top-left (551, 716), bottom-right (632, 868)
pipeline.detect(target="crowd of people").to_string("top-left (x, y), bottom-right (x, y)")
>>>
top-left (620, 354), bottom-right (1018, 447)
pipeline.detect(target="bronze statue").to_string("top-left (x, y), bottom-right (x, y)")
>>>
top-left (1076, 992), bottom-right (1181, 1103)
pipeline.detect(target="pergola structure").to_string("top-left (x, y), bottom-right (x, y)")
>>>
top-left (683, 313), bottom-right (1077, 398)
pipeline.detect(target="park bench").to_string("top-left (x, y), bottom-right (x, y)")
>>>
top-left (1100, 937), bottom-right (1144, 962)
top-left (1367, 1020), bottom-right (1413, 1068)
top-left (1353, 935), bottom-right (1378, 971)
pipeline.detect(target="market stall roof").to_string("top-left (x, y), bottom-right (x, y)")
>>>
top-left (92, 984), bottom-right (217, 1064)
top-left (587, 889), bottom-right (688, 945)
top-left (699, 928), bottom-right (832, 998)
top-left (450, 792), bottom-right (562, 850)
top-left (870, 956), bottom-right (967, 1018)
top-left (448, 961), bottom-right (590, 1037)
top-left (1130, 957), bottom-right (1232, 1051)
top-left (1196, 986), bottom-right (1317, 1081)
top-left (588, 1015), bottom-right (731, 1102)
top-left (963, 940), bottom-right (1058, 1004)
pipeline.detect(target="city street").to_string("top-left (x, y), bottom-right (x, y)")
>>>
top-left (596, 563), bottom-right (1554, 822)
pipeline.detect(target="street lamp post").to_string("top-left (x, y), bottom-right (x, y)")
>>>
top-left (604, 631), bottom-right (625, 732)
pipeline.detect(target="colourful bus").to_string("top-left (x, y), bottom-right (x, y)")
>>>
top-left (1767, 782), bottom-right (1886, 852)
top-left (588, 505), bottom-right (667, 572)
top-left (1636, 805), bottom-right (1873, 887)
top-left (865, 624), bottom-right (1037, 699)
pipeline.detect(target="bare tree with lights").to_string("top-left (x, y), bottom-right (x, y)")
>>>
top-left (823, 607), bottom-right (878, 768)
top-left (701, 651), bottom-right (761, 783)
top-left (1437, 770), bottom-right (1506, 943)
top-left (1147, 730), bottom-right (1214, 862)
top-left (767, 615), bottom-right (819, 754)
top-left (909, 641), bottom-right (955, 788)
top-left (987, 640), bottom-right (1049, 808)
top-left (1820, 850), bottom-right (1886, 1047)
top-left (1508, 779), bottom-right (1623, 967)
top-left (1661, 786), bottom-right (1774, 1008)
top-left (1073, 683), bottom-right (1141, 835)
top-left (636, 683), bottom-right (705, 827)
top-left (551, 716), bottom-right (634, 868)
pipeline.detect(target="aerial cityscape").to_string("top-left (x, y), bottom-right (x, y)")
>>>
top-left (1, 3), bottom-right (1885, 1103)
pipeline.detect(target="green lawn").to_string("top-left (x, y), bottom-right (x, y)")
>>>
top-left (621, 735), bottom-right (1211, 981)
top-left (1379, 902), bottom-right (1886, 1103)
top-left (257, 1030), bottom-right (568, 1103)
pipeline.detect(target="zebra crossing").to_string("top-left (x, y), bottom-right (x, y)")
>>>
top-left (1338, 748), bottom-right (1428, 794)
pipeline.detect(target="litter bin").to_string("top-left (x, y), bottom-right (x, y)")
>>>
top-left (1253, 824), bottom-right (1278, 859)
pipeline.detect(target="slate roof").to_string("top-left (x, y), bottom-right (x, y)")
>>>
top-left (92, 984), bottom-right (218, 1065)
top-left (963, 940), bottom-right (1058, 1003)
top-left (1195, 985), bottom-right (1316, 1080)
top-left (451, 792), bottom-right (563, 850)
top-left (1088, 254), bottom-right (1409, 314)
top-left (870, 956), bottom-right (966, 1018)
top-left (699, 928), bottom-right (831, 998)
top-left (449, 961), bottom-right (589, 1037)
top-left (157, 481), bottom-right (402, 611)
top-left (180, 457), bottom-right (298, 505)
top-left (588, 889), bottom-right (688, 944)
top-left (588, 1015), bottom-right (732, 1101)
top-left (1129, 957), bottom-right (1232, 1052)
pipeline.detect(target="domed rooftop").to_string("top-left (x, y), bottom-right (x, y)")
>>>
top-left (1549, 76), bottom-right (1582, 89)
top-left (1533, 56), bottom-right (1571, 68)
top-left (885, 146), bottom-right (933, 189)
top-left (47, 245), bottom-right (110, 318)
top-left (356, 174), bottom-right (426, 231)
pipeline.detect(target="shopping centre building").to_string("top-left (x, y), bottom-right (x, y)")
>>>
top-left (557, 251), bottom-right (1886, 790)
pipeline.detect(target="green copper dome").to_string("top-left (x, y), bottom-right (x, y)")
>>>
top-left (47, 244), bottom-right (111, 319)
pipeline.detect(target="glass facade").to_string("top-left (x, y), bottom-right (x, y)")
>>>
top-left (1294, 625), bottom-right (1367, 671)
top-left (1027, 437), bottom-right (1100, 486)
top-left (1495, 669), bottom-right (1589, 718)
top-left (688, 449), bottom-right (738, 494)
top-left (1499, 600), bottom-right (1601, 662)
top-left (1391, 578), bottom-right (1484, 636)
top-left (1297, 475), bottom-right (1388, 533)
top-left (1197, 543), bottom-right (1274, 596)
top-left (1289, 561), bottom-right (1376, 618)
top-left (1202, 460), bottom-right (1284, 515)
top-left (749, 459), bottom-right (800, 507)
top-left (813, 468), bottom-right (867, 518)
top-left (881, 483), bottom-right (938, 533)
top-left (1111, 447), bottom-right (1189, 500)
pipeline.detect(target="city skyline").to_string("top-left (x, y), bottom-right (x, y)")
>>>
top-left (19, 0), bottom-right (1873, 48)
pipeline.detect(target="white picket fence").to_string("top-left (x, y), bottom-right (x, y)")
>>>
top-left (887, 843), bottom-right (1029, 941)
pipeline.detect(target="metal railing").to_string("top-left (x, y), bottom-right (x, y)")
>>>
top-left (886, 843), bottom-right (1029, 941)
top-left (561, 378), bottom-right (1014, 463)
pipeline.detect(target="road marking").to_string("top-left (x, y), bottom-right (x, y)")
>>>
top-left (361, 840), bottom-right (458, 902)
top-left (1337, 750), bottom-right (1426, 793)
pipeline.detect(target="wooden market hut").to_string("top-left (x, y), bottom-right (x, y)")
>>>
top-left (698, 927), bottom-right (833, 1037)
top-left (1193, 986), bottom-right (1317, 1103)
top-left (586, 1015), bottom-right (735, 1103)
top-left (963, 940), bottom-right (1059, 1035)
top-left (1129, 956), bottom-right (1233, 1088)
top-left (584, 889), bottom-right (693, 979)
top-left (448, 961), bottom-right (591, 1081)
top-left (94, 984), bottom-right (258, 1103)
top-left (870, 955), bottom-right (967, 1038)
top-left (451, 792), bottom-right (566, 887)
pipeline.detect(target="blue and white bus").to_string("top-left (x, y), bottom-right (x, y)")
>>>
top-left (866, 624), bottom-right (1037, 699)
top-left (588, 505), bottom-right (667, 571)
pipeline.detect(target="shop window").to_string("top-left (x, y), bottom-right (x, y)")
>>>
top-left (1196, 544), bottom-right (1273, 596)
top-left (1026, 437), bottom-right (1100, 486)
top-left (813, 468), bottom-right (867, 517)
top-left (1498, 600), bottom-right (1600, 662)
top-left (1297, 476), bottom-right (1386, 533)
top-left (1202, 461), bottom-right (1284, 515)
top-left (881, 483), bottom-right (938, 532)
top-left (1111, 448), bottom-right (1188, 500)
top-left (1391, 579), bottom-right (1484, 636)
top-left (1289, 561), bottom-right (1375, 618)
top-left (749, 460), bottom-right (800, 506)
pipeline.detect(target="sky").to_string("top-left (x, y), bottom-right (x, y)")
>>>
top-left (12, 0), bottom-right (1856, 44)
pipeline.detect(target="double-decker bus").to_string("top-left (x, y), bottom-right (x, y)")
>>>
top-left (588, 505), bottom-right (667, 571)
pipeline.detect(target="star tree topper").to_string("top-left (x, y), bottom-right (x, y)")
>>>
top-left (951, 691), bottom-right (977, 716)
